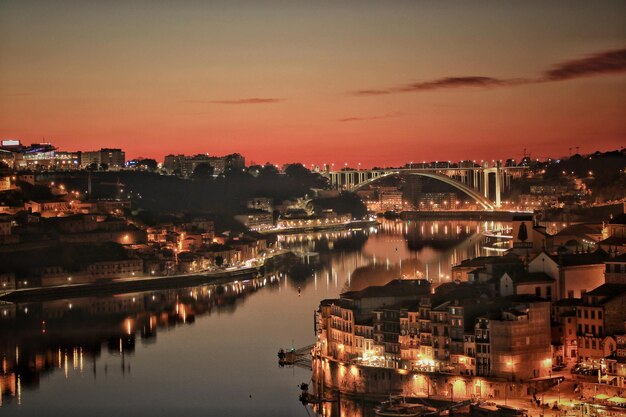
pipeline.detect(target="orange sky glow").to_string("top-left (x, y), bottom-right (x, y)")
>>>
top-left (1, 1), bottom-right (625, 167)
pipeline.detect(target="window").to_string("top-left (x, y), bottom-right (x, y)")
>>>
top-left (584, 310), bottom-right (588, 319)
top-left (598, 311), bottom-right (603, 319)
top-left (577, 310), bottom-right (582, 318)
top-left (591, 310), bottom-right (595, 319)
top-left (546, 286), bottom-right (552, 298)
top-left (535, 287), bottom-right (541, 297)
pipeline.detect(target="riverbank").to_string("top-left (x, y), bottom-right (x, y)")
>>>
top-left (400, 210), bottom-right (530, 221)
top-left (0, 251), bottom-right (295, 303)
top-left (258, 219), bottom-right (378, 236)
top-left (0, 268), bottom-right (256, 303)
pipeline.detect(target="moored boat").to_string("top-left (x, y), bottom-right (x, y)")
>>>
top-left (375, 397), bottom-right (437, 416)
top-left (470, 402), bottom-right (528, 416)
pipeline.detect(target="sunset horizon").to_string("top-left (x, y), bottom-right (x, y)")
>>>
top-left (2, 1), bottom-right (625, 167)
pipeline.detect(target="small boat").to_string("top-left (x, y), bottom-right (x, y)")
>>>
top-left (470, 402), bottom-right (528, 416)
top-left (375, 397), bottom-right (436, 416)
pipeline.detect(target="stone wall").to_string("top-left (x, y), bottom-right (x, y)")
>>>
top-left (311, 356), bottom-right (544, 401)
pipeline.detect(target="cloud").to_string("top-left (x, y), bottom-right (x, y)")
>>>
top-left (338, 112), bottom-right (403, 122)
top-left (353, 76), bottom-right (525, 96)
top-left (352, 47), bottom-right (626, 96)
top-left (542, 48), bottom-right (626, 81)
top-left (186, 98), bottom-right (284, 105)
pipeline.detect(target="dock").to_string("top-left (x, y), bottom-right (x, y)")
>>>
top-left (278, 344), bottom-right (314, 369)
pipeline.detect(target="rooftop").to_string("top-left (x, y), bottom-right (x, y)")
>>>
top-left (555, 223), bottom-right (603, 237)
top-left (341, 278), bottom-right (431, 300)
top-left (547, 249), bottom-right (610, 267)
top-left (586, 283), bottom-right (626, 299)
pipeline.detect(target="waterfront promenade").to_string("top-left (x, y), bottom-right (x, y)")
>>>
top-left (0, 250), bottom-right (292, 302)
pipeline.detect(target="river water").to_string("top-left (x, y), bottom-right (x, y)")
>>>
top-left (0, 219), bottom-right (508, 417)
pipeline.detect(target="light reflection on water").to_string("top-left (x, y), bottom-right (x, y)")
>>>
top-left (0, 219), bottom-right (506, 416)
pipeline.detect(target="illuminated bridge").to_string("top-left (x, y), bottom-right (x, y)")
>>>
top-left (320, 164), bottom-right (528, 210)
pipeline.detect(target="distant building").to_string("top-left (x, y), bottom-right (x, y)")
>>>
top-left (316, 281), bottom-right (552, 381)
top-left (605, 254), bottom-right (626, 284)
top-left (575, 284), bottom-right (626, 365)
top-left (163, 154), bottom-right (185, 174)
top-left (452, 253), bottom-right (524, 283)
top-left (598, 212), bottom-right (626, 253)
top-left (499, 271), bottom-right (555, 301)
top-left (79, 150), bottom-right (101, 167)
top-left (605, 329), bottom-right (626, 388)
top-left (402, 176), bottom-right (423, 208)
top-left (0, 175), bottom-right (12, 192)
top-left (378, 188), bottom-right (403, 211)
top-left (175, 153), bottom-right (246, 177)
top-left (247, 197), bottom-right (273, 212)
top-left (99, 148), bottom-right (125, 168)
top-left (480, 300), bottom-right (552, 380)
top-left (510, 214), bottom-right (552, 255)
top-left (553, 223), bottom-right (604, 251)
top-left (79, 148), bottom-right (125, 169)
top-left (418, 192), bottom-right (457, 210)
top-left (85, 259), bottom-right (143, 280)
top-left (234, 212), bottom-right (274, 231)
top-left (13, 143), bottom-right (80, 170)
top-left (528, 250), bottom-right (609, 299)
top-left (553, 298), bottom-right (583, 363)
top-left (24, 199), bottom-right (71, 217)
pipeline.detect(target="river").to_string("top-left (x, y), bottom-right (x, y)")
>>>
top-left (0, 219), bottom-right (509, 416)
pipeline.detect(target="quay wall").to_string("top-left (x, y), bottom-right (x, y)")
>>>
top-left (311, 356), bottom-right (554, 401)
top-left (400, 211), bottom-right (524, 221)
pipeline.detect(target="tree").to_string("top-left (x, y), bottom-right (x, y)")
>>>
top-left (313, 192), bottom-right (367, 219)
top-left (260, 163), bottom-right (279, 177)
top-left (284, 163), bottom-right (310, 179)
top-left (192, 163), bottom-right (215, 179)
top-left (517, 222), bottom-right (528, 242)
top-left (138, 158), bottom-right (158, 171)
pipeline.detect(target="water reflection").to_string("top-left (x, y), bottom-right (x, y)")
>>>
top-left (280, 219), bottom-right (509, 292)
top-left (0, 219), bottom-right (505, 416)
top-left (0, 276), bottom-right (280, 408)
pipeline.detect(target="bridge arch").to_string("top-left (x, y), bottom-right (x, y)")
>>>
top-left (351, 171), bottom-right (495, 210)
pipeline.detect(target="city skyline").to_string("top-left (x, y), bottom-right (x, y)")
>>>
top-left (1, 1), bottom-right (625, 166)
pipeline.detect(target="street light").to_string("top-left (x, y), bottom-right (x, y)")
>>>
top-left (505, 360), bottom-right (514, 405)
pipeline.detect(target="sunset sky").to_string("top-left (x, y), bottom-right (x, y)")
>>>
top-left (1, 1), bottom-right (625, 167)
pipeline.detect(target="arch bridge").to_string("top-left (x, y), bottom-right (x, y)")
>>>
top-left (320, 165), bottom-right (527, 210)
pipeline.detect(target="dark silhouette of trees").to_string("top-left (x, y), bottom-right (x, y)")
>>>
top-left (138, 159), bottom-right (158, 171)
top-left (260, 163), bottom-right (279, 177)
top-left (192, 163), bottom-right (215, 179)
top-left (313, 192), bottom-right (367, 218)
